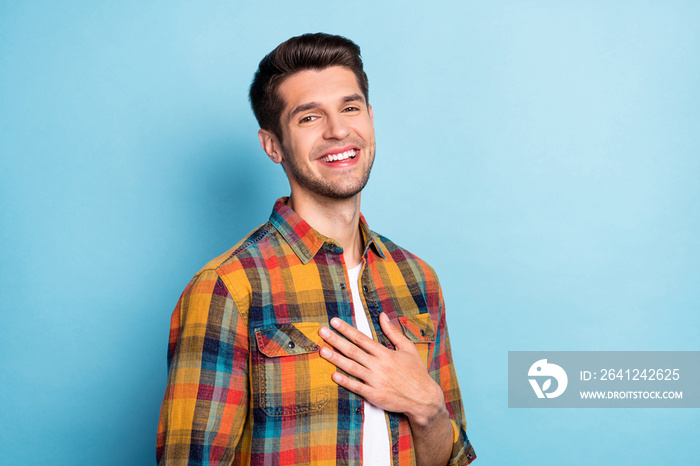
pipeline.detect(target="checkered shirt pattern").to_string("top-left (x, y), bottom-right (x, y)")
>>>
top-left (157, 197), bottom-right (476, 465)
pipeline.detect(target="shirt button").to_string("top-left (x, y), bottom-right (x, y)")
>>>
top-left (355, 406), bottom-right (362, 415)
top-left (420, 329), bottom-right (426, 336)
top-left (340, 283), bottom-right (347, 289)
top-left (362, 285), bottom-right (368, 292)
top-left (287, 341), bottom-right (295, 349)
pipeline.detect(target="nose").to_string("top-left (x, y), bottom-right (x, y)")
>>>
top-left (323, 113), bottom-right (350, 140)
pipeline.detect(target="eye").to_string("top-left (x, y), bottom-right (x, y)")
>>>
top-left (342, 106), bottom-right (360, 113)
top-left (299, 115), bottom-right (318, 124)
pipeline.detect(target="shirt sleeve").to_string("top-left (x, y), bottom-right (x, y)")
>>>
top-left (431, 283), bottom-right (476, 465)
top-left (156, 268), bottom-right (250, 465)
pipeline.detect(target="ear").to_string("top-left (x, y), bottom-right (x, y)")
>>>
top-left (258, 129), bottom-right (284, 164)
top-left (368, 104), bottom-right (374, 123)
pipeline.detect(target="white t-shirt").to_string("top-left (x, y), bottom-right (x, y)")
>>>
top-left (347, 263), bottom-right (392, 466)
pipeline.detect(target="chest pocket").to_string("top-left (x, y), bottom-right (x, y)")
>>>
top-left (398, 313), bottom-right (435, 367)
top-left (253, 322), bottom-right (334, 417)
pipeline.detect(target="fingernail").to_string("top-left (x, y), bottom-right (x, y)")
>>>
top-left (330, 318), bottom-right (341, 328)
top-left (332, 372), bottom-right (343, 383)
top-left (319, 327), bottom-right (330, 337)
top-left (320, 347), bottom-right (332, 358)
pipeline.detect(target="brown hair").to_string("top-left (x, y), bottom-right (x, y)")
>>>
top-left (249, 33), bottom-right (369, 141)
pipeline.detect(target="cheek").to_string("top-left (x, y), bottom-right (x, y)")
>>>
top-left (358, 121), bottom-right (375, 140)
top-left (289, 130), bottom-right (319, 154)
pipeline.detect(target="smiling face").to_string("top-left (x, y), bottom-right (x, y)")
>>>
top-left (259, 66), bottom-right (375, 202)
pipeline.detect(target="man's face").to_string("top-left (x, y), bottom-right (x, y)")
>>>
top-left (269, 66), bottom-right (375, 201)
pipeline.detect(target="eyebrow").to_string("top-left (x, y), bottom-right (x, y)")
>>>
top-left (288, 93), bottom-right (366, 121)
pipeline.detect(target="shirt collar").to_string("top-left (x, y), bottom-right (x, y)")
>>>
top-left (269, 197), bottom-right (386, 264)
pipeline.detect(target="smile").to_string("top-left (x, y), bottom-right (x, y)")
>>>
top-left (320, 149), bottom-right (357, 163)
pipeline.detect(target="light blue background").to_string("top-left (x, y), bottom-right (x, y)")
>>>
top-left (1, 1), bottom-right (698, 464)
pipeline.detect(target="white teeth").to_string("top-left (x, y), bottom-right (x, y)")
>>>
top-left (321, 149), bottom-right (356, 163)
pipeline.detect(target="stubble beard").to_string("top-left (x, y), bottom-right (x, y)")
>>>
top-left (282, 140), bottom-right (375, 200)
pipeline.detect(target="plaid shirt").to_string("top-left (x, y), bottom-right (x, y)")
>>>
top-left (157, 198), bottom-right (476, 465)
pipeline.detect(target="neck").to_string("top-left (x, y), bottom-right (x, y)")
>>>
top-left (288, 192), bottom-right (364, 268)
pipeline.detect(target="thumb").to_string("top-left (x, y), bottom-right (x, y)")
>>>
top-left (379, 313), bottom-right (411, 351)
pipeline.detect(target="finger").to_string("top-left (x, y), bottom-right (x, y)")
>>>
top-left (379, 313), bottom-right (414, 352)
top-left (330, 371), bottom-right (373, 399)
top-left (319, 346), bottom-right (371, 380)
top-left (329, 317), bottom-right (385, 355)
top-left (318, 325), bottom-right (373, 364)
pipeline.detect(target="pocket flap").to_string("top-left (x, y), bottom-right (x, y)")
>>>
top-left (398, 313), bottom-right (435, 343)
top-left (255, 322), bottom-right (322, 357)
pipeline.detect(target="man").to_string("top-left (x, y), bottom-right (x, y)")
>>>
top-left (157, 33), bottom-right (476, 465)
